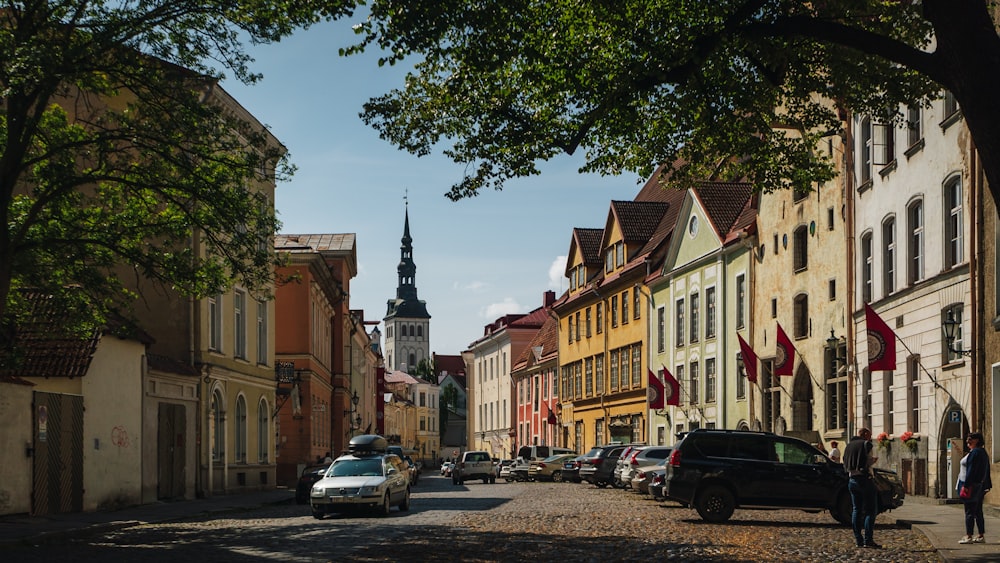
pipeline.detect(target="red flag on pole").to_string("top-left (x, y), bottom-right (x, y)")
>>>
top-left (647, 369), bottom-right (665, 409)
top-left (737, 334), bottom-right (759, 384)
top-left (775, 323), bottom-right (796, 376)
top-left (865, 303), bottom-right (897, 371)
top-left (661, 366), bottom-right (680, 406)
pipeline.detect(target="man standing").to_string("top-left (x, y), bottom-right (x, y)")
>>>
top-left (843, 428), bottom-right (880, 548)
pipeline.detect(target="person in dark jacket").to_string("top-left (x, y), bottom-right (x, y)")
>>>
top-left (843, 427), bottom-right (880, 548)
top-left (958, 432), bottom-right (992, 544)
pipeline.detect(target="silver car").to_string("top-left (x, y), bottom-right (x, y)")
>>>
top-left (309, 435), bottom-right (411, 518)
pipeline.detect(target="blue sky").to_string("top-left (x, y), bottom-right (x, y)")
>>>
top-left (222, 19), bottom-right (642, 355)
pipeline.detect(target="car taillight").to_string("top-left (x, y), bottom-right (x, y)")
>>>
top-left (668, 449), bottom-right (682, 467)
top-left (630, 451), bottom-right (640, 464)
top-left (591, 459), bottom-right (602, 467)
top-left (538, 462), bottom-right (546, 469)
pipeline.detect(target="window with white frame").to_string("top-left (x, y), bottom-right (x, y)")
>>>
top-left (873, 118), bottom-right (895, 167)
top-left (908, 200), bottom-right (924, 284)
top-left (689, 291), bottom-right (700, 343)
top-left (633, 284), bottom-right (641, 320)
top-left (906, 355), bottom-right (920, 433)
top-left (631, 344), bottom-right (641, 387)
top-left (585, 358), bottom-right (593, 396)
top-left (861, 231), bottom-right (873, 304)
top-left (615, 241), bottom-right (624, 267)
top-left (675, 298), bottom-right (685, 347)
top-left (882, 218), bottom-right (895, 297)
top-left (736, 274), bottom-right (746, 329)
top-left (906, 105), bottom-right (922, 148)
top-left (621, 290), bottom-right (629, 324)
top-left (705, 287), bottom-right (716, 339)
top-left (705, 358), bottom-right (716, 403)
top-left (826, 339), bottom-right (848, 432)
top-left (943, 90), bottom-right (959, 119)
top-left (257, 399), bottom-right (269, 463)
top-left (689, 361), bottom-right (699, 405)
top-left (209, 293), bottom-right (223, 352)
top-left (611, 294), bottom-right (619, 327)
top-left (234, 290), bottom-right (246, 359)
top-left (235, 395), bottom-right (247, 463)
top-left (944, 176), bottom-right (963, 269)
top-left (859, 116), bottom-right (873, 184)
top-left (595, 354), bottom-right (604, 394)
top-left (657, 307), bottom-right (665, 353)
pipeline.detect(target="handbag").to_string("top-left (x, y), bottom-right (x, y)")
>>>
top-left (960, 485), bottom-right (972, 500)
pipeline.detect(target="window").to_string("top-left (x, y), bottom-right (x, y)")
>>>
top-left (735, 274), bottom-right (747, 328)
top-left (908, 200), bottom-right (924, 284)
top-left (656, 307), bottom-right (665, 353)
top-left (827, 207), bottom-right (835, 231)
top-left (234, 290), bottom-right (246, 359)
top-left (736, 353), bottom-right (747, 400)
top-left (586, 307), bottom-right (592, 338)
top-left (907, 355), bottom-right (920, 433)
top-left (689, 361), bottom-right (699, 405)
top-left (883, 370), bottom-right (894, 433)
top-left (610, 350), bottom-right (619, 391)
top-left (689, 292), bottom-right (700, 343)
top-left (235, 395), bottom-right (247, 464)
top-left (574, 362), bottom-right (583, 399)
top-left (256, 301), bottom-right (267, 365)
top-left (828, 279), bottom-right (837, 301)
top-left (762, 360), bottom-right (779, 432)
top-left (615, 241), bottom-right (624, 267)
top-left (568, 316), bottom-right (574, 343)
top-left (705, 358), bottom-right (716, 403)
top-left (633, 284), bottom-right (641, 320)
top-left (793, 225), bottom-right (808, 271)
top-left (861, 231), bottom-right (873, 304)
top-left (211, 390), bottom-right (225, 462)
top-left (675, 298), bottom-right (685, 347)
top-left (257, 399), bottom-right (269, 463)
top-left (793, 294), bottom-right (809, 339)
top-left (906, 105), bottom-right (922, 148)
top-left (417, 325), bottom-right (423, 337)
top-left (605, 248), bottom-right (614, 273)
top-left (945, 176), bottom-right (963, 268)
top-left (595, 355), bottom-right (604, 394)
top-left (209, 293), bottom-right (223, 352)
top-left (585, 358), bottom-right (593, 396)
top-left (943, 90), bottom-right (959, 119)
top-left (675, 364), bottom-right (685, 406)
top-left (402, 325), bottom-right (408, 337)
top-left (826, 339), bottom-right (848, 432)
top-left (882, 218), bottom-right (895, 296)
top-left (771, 297), bottom-right (777, 318)
top-left (631, 345), bottom-right (641, 387)
top-left (859, 116), bottom-right (873, 184)
top-left (596, 302), bottom-right (603, 334)
top-left (705, 287), bottom-right (716, 339)
top-left (611, 295), bottom-right (619, 328)
top-left (873, 119), bottom-right (895, 167)
top-left (863, 368), bottom-right (873, 431)
top-left (575, 312), bottom-right (581, 341)
top-left (621, 291), bottom-right (629, 324)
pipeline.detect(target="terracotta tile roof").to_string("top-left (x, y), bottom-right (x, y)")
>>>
top-left (385, 370), bottom-right (422, 384)
top-left (276, 233), bottom-right (356, 253)
top-left (434, 354), bottom-right (466, 376)
top-left (512, 315), bottom-right (559, 372)
top-left (0, 293), bottom-right (101, 379)
top-left (610, 200), bottom-right (672, 243)
top-left (693, 181), bottom-right (755, 240)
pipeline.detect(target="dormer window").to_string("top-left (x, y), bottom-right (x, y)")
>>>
top-left (615, 241), bottom-right (624, 267)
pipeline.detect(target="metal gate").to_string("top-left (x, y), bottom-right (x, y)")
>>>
top-left (157, 403), bottom-right (187, 499)
top-left (32, 391), bottom-right (84, 515)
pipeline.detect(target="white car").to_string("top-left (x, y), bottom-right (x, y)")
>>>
top-left (309, 435), bottom-right (411, 518)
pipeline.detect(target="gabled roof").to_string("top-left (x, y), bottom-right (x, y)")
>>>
top-left (434, 354), bottom-right (466, 376)
top-left (574, 227), bottom-right (604, 264)
top-left (609, 200), bottom-right (672, 243)
top-left (512, 315), bottom-right (559, 373)
top-left (385, 370), bottom-right (421, 384)
top-left (692, 181), bottom-right (755, 241)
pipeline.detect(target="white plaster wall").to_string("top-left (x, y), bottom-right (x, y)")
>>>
top-left (0, 381), bottom-right (33, 515)
top-left (82, 337), bottom-right (145, 511)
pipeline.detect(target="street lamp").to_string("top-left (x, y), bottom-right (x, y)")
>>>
top-left (826, 330), bottom-right (847, 370)
top-left (942, 309), bottom-right (973, 357)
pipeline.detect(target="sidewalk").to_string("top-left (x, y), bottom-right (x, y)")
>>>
top-left (0, 488), bottom-right (294, 548)
top-left (892, 495), bottom-right (1000, 562)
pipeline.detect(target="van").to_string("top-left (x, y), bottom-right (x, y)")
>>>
top-left (515, 445), bottom-right (575, 462)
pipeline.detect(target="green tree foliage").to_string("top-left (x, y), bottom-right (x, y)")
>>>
top-left (439, 382), bottom-right (458, 438)
top-left (0, 1), bottom-right (351, 350)
top-left (341, 1), bottom-right (1000, 211)
top-left (413, 357), bottom-right (435, 383)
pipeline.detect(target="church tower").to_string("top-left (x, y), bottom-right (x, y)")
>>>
top-left (384, 204), bottom-right (431, 372)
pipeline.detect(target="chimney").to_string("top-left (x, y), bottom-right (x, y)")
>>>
top-left (543, 290), bottom-right (555, 308)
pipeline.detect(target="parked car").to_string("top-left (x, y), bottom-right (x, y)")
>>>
top-left (612, 444), bottom-right (647, 488)
top-left (440, 462), bottom-right (454, 477)
top-left (663, 428), bottom-right (905, 524)
top-left (497, 459), bottom-right (515, 481)
top-left (402, 455), bottom-right (420, 485)
top-left (453, 450), bottom-right (496, 485)
top-left (631, 461), bottom-right (667, 495)
top-left (578, 444), bottom-right (628, 487)
top-left (296, 462), bottom-right (331, 504)
top-left (648, 470), bottom-right (667, 500)
top-left (510, 457), bottom-right (531, 482)
top-left (622, 446), bottom-right (672, 488)
top-left (515, 445), bottom-right (576, 463)
top-left (528, 454), bottom-right (579, 482)
top-left (309, 434), bottom-right (410, 518)
top-left (562, 455), bottom-right (585, 483)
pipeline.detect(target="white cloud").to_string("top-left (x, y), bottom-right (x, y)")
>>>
top-left (548, 255), bottom-right (568, 291)
top-left (453, 280), bottom-right (488, 292)
top-left (482, 298), bottom-right (524, 319)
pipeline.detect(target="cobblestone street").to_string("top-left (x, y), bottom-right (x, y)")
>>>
top-left (4, 475), bottom-right (940, 562)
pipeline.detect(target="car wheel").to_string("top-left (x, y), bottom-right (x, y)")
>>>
top-left (379, 493), bottom-right (391, 517)
top-left (453, 476), bottom-right (460, 485)
top-left (311, 508), bottom-right (325, 520)
top-left (831, 491), bottom-right (853, 525)
top-left (695, 485), bottom-right (736, 523)
top-left (399, 488), bottom-right (411, 511)
top-left (551, 471), bottom-right (563, 483)
top-left (611, 477), bottom-right (625, 489)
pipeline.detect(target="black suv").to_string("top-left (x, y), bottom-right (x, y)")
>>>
top-left (577, 444), bottom-right (628, 487)
top-left (664, 429), bottom-right (904, 524)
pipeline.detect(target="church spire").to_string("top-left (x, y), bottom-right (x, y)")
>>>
top-left (396, 201), bottom-right (418, 301)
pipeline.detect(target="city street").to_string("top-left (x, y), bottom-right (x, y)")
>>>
top-left (4, 474), bottom-right (940, 562)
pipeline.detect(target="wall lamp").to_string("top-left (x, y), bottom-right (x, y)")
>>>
top-left (825, 330), bottom-right (847, 369)
top-left (943, 310), bottom-right (973, 357)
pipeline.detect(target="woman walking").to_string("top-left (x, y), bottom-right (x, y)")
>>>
top-left (958, 432), bottom-right (992, 544)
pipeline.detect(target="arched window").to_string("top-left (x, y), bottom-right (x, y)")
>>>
top-left (212, 390), bottom-right (225, 462)
top-left (861, 231), bottom-right (873, 303)
top-left (235, 395), bottom-right (247, 464)
top-left (409, 353), bottom-right (416, 369)
top-left (401, 324), bottom-right (407, 337)
top-left (417, 325), bottom-right (423, 337)
top-left (908, 199), bottom-right (924, 284)
top-left (257, 399), bottom-right (269, 463)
